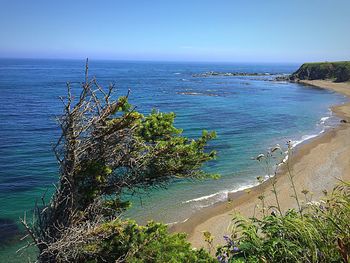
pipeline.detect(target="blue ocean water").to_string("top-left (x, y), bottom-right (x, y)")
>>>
top-left (0, 59), bottom-right (347, 260)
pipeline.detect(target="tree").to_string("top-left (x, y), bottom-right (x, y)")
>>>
top-left (21, 60), bottom-right (217, 262)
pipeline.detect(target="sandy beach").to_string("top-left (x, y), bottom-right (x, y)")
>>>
top-left (170, 80), bottom-right (350, 249)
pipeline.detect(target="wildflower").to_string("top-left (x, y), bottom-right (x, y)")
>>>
top-left (319, 200), bottom-right (326, 211)
top-left (258, 195), bottom-right (265, 200)
top-left (217, 255), bottom-right (228, 263)
top-left (233, 246), bottom-right (240, 252)
top-left (301, 189), bottom-right (309, 195)
top-left (223, 235), bottom-right (234, 246)
top-left (256, 154), bottom-right (265, 161)
top-left (257, 176), bottom-right (264, 183)
top-left (306, 201), bottom-right (320, 206)
top-left (271, 144), bottom-right (281, 153)
top-left (203, 231), bottom-right (213, 243)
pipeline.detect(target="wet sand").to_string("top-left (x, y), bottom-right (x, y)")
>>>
top-left (170, 80), bottom-right (350, 248)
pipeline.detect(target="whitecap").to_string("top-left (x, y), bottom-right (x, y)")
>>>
top-left (166, 217), bottom-right (189, 225)
top-left (319, 116), bottom-right (330, 125)
top-left (290, 130), bottom-right (324, 148)
top-left (183, 192), bottom-right (224, 203)
top-left (182, 183), bottom-right (259, 207)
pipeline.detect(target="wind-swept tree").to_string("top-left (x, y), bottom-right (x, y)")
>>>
top-left (21, 60), bottom-right (217, 262)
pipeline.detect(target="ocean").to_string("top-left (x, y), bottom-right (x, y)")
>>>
top-left (0, 59), bottom-right (347, 261)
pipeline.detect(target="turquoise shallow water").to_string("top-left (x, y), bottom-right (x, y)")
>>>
top-left (0, 59), bottom-right (347, 261)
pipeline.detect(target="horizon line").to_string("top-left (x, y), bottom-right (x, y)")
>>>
top-left (0, 56), bottom-right (311, 64)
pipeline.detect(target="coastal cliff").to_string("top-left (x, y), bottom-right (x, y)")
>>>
top-left (290, 61), bottom-right (350, 82)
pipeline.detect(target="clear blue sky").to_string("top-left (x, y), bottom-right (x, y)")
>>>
top-left (0, 0), bottom-right (349, 62)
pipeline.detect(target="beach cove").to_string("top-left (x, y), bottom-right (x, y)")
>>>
top-left (0, 60), bottom-right (348, 261)
top-left (171, 80), bottom-right (350, 249)
top-left (1, 1), bottom-right (350, 261)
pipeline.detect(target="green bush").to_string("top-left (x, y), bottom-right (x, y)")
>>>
top-left (22, 63), bottom-right (218, 262)
top-left (216, 182), bottom-right (350, 263)
top-left (53, 220), bottom-right (216, 262)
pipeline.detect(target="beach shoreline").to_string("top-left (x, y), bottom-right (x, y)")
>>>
top-left (170, 80), bottom-right (350, 248)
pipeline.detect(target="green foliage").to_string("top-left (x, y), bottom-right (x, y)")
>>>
top-left (117, 96), bottom-right (132, 112)
top-left (137, 109), bottom-right (182, 142)
top-left (78, 220), bottom-right (215, 263)
top-left (291, 61), bottom-right (350, 82)
top-left (216, 182), bottom-right (350, 263)
top-left (142, 129), bottom-right (217, 180)
top-left (84, 103), bottom-right (217, 196)
top-left (57, 92), bottom-right (217, 214)
top-left (26, 67), bottom-right (218, 262)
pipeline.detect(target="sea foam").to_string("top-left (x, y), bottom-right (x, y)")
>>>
top-left (182, 183), bottom-right (258, 207)
top-left (182, 113), bottom-right (336, 209)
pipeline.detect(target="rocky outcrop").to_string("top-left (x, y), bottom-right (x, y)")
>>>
top-left (290, 62), bottom-right (350, 82)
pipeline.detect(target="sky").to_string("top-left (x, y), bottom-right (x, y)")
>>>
top-left (0, 0), bottom-right (349, 63)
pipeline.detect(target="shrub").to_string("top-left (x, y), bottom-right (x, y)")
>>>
top-left (20, 61), bottom-right (217, 262)
top-left (45, 219), bottom-right (215, 262)
top-left (216, 143), bottom-right (350, 263)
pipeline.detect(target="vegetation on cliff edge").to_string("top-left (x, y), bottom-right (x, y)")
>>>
top-left (20, 61), bottom-right (217, 262)
top-left (20, 62), bottom-right (350, 263)
top-left (216, 144), bottom-right (350, 263)
top-left (290, 61), bottom-right (350, 82)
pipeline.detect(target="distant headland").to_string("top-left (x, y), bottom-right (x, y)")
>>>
top-left (192, 61), bottom-right (350, 84)
top-left (289, 61), bottom-right (350, 82)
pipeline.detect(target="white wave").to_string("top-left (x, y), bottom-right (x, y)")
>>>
top-left (182, 183), bottom-right (258, 205)
top-left (183, 192), bottom-right (225, 203)
top-left (290, 130), bottom-right (324, 148)
top-left (181, 114), bottom-right (335, 211)
top-left (166, 221), bottom-right (178, 225)
top-left (174, 72), bottom-right (181, 75)
top-left (319, 116), bottom-right (330, 125)
top-left (230, 183), bottom-right (260, 193)
top-left (278, 127), bottom-right (328, 166)
top-left (166, 217), bottom-right (189, 226)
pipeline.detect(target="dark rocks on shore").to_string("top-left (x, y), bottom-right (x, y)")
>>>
top-left (340, 119), bottom-right (348, 123)
top-left (274, 75), bottom-right (291, 81)
top-left (192, 71), bottom-right (295, 83)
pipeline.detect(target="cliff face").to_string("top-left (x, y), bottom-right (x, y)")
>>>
top-left (290, 62), bottom-right (350, 82)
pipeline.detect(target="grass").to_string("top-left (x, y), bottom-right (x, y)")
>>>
top-left (215, 143), bottom-right (350, 263)
top-left (292, 61), bottom-right (350, 82)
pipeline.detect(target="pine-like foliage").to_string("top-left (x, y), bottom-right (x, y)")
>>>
top-left (21, 60), bottom-right (217, 262)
